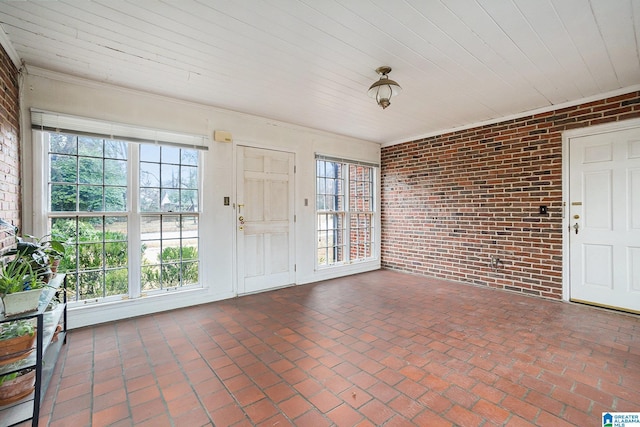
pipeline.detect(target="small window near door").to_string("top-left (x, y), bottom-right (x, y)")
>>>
top-left (316, 157), bottom-right (376, 267)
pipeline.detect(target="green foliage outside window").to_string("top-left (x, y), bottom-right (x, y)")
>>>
top-left (141, 246), bottom-right (198, 290)
top-left (52, 219), bottom-right (129, 300)
top-left (46, 132), bottom-right (200, 302)
top-left (49, 134), bottom-right (127, 212)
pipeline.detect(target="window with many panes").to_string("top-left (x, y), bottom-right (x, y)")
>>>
top-left (45, 130), bottom-right (201, 304)
top-left (316, 156), bottom-right (376, 267)
top-left (139, 145), bottom-right (199, 292)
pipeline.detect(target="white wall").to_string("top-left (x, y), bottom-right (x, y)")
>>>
top-left (20, 68), bottom-right (381, 328)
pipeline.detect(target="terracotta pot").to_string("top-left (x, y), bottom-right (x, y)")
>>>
top-left (0, 333), bottom-right (36, 365)
top-left (0, 370), bottom-right (35, 406)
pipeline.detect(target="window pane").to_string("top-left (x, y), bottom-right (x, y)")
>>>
top-left (181, 149), bottom-right (198, 166)
top-left (105, 140), bottom-right (127, 160)
top-left (140, 162), bottom-right (160, 187)
top-left (79, 185), bottom-right (104, 211)
top-left (50, 133), bottom-right (77, 155)
top-left (161, 190), bottom-right (179, 211)
top-left (65, 272), bottom-right (78, 299)
top-left (50, 155), bottom-right (77, 183)
top-left (182, 262), bottom-right (199, 285)
top-left (140, 188), bottom-right (160, 212)
top-left (106, 268), bottom-right (128, 296)
top-left (79, 157), bottom-right (103, 184)
top-left (50, 184), bottom-right (76, 211)
top-left (104, 159), bottom-right (127, 185)
top-left (162, 215), bottom-right (180, 234)
top-left (161, 243), bottom-right (181, 261)
top-left (161, 263), bottom-right (181, 287)
top-left (79, 243), bottom-right (104, 268)
top-left (162, 146), bottom-right (180, 164)
top-left (182, 244), bottom-right (198, 261)
top-left (141, 215), bottom-right (161, 236)
top-left (105, 242), bottom-right (127, 267)
top-left (105, 187), bottom-right (127, 211)
top-left (181, 165), bottom-right (198, 189)
top-left (49, 217), bottom-right (75, 245)
top-left (141, 239), bottom-right (161, 265)
top-left (181, 216), bottom-right (198, 236)
top-left (78, 137), bottom-right (103, 157)
top-left (79, 271), bottom-right (102, 299)
top-left (78, 217), bottom-right (103, 242)
top-left (105, 216), bottom-right (127, 241)
top-left (181, 190), bottom-right (198, 212)
top-left (161, 164), bottom-right (180, 188)
top-left (142, 265), bottom-right (160, 291)
top-left (140, 144), bottom-right (160, 162)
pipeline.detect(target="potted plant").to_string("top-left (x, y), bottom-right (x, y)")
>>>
top-left (0, 219), bottom-right (66, 282)
top-left (0, 257), bottom-right (45, 317)
top-left (0, 367), bottom-right (35, 405)
top-left (0, 320), bottom-right (36, 365)
top-left (6, 241), bottom-right (51, 283)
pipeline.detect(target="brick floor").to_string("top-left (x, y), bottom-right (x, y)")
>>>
top-left (29, 270), bottom-right (640, 426)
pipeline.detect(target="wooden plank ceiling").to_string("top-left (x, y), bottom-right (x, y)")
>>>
top-left (0, 0), bottom-right (638, 144)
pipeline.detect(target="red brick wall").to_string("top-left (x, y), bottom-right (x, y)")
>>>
top-left (381, 91), bottom-right (640, 300)
top-left (0, 45), bottom-right (20, 251)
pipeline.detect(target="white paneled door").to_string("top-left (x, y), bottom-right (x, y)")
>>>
top-left (236, 146), bottom-right (295, 294)
top-left (568, 125), bottom-right (640, 313)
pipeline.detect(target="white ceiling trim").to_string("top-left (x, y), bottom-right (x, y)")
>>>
top-left (0, 26), bottom-right (21, 68)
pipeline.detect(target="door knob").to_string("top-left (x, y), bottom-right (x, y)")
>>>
top-left (572, 222), bottom-right (579, 234)
top-left (238, 216), bottom-right (244, 222)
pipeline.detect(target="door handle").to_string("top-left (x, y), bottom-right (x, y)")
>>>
top-left (572, 222), bottom-right (579, 234)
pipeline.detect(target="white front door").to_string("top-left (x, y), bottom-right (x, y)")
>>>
top-left (568, 124), bottom-right (640, 313)
top-left (236, 146), bottom-right (295, 294)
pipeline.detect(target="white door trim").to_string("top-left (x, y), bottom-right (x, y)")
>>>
top-left (562, 118), bottom-right (640, 301)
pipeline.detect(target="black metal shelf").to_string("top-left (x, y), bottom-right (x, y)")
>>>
top-left (0, 274), bottom-right (67, 427)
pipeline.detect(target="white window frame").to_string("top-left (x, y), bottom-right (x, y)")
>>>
top-left (315, 155), bottom-right (378, 269)
top-left (31, 110), bottom-right (207, 307)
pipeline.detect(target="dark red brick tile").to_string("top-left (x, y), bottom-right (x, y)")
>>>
top-left (446, 404), bottom-right (484, 427)
top-left (472, 399), bottom-right (510, 424)
top-left (308, 389), bottom-right (342, 413)
top-left (278, 395), bottom-right (313, 419)
top-left (327, 403), bottom-right (364, 427)
top-left (413, 409), bottom-right (455, 427)
top-left (244, 398), bottom-right (279, 424)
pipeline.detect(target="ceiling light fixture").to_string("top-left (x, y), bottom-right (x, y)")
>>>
top-left (367, 66), bottom-right (401, 109)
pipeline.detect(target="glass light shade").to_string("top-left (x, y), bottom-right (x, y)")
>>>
top-left (367, 70), bottom-right (401, 109)
top-left (367, 78), bottom-right (402, 99)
